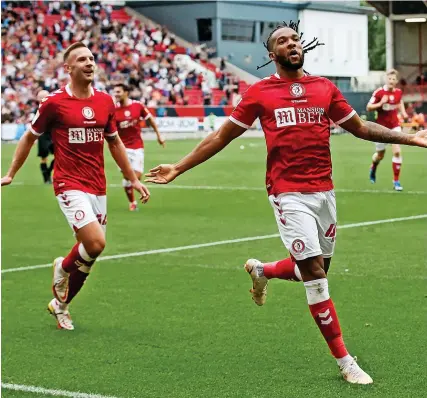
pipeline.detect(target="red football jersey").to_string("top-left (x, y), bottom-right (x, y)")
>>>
top-left (115, 100), bottom-right (151, 149)
top-left (30, 84), bottom-right (118, 196)
top-left (230, 73), bottom-right (355, 195)
top-left (369, 85), bottom-right (402, 129)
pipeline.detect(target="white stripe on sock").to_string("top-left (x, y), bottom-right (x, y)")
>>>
top-left (78, 243), bottom-right (95, 262)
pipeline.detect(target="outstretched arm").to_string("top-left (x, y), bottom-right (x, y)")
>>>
top-left (341, 114), bottom-right (427, 147)
top-left (145, 119), bottom-right (247, 184)
top-left (106, 134), bottom-right (150, 203)
top-left (1, 131), bottom-right (38, 186)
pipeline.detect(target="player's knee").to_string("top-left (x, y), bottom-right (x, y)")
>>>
top-left (377, 151), bottom-right (385, 160)
top-left (86, 237), bottom-right (106, 258)
top-left (393, 151), bottom-right (401, 159)
top-left (297, 256), bottom-right (326, 280)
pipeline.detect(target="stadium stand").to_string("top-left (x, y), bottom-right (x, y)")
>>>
top-left (1, 0), bottom-right (247, 124)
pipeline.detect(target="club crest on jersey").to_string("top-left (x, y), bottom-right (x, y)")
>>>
top-left (289, 83), bottom-right (305, 98)
top-left (292, 239), bottom-right (305, 254)
top-left (124, 110), bottom-right (131, 117)
top-left (82, 107), bottom-right (95, 120)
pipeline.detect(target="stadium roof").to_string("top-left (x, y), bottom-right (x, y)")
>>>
top-left (367, 0), bottom-right (427, 16)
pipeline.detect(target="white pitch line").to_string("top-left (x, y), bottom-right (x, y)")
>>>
top-left (9, 182), bottom-right (427, 194)
top-left (1, 383), bottom-right (120, 398)
top-left (2, 214), bottom-right (426, 275)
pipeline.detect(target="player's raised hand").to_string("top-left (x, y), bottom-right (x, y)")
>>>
top-left (412, 129), bottom-right (427, 148)
top-left (145, 164), bottom-right (179, 184)
top-left (1, 176), bottom-right (13, 186)
top-left (131, 180), bottom-right (150, 203)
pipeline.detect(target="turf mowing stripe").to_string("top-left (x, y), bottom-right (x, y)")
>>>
top-left (2, 214), bottom-right (426, 274)
top-left (9, 182), bottom-right (427, 194)
top-left (1, 383), bottom-right (120, 398)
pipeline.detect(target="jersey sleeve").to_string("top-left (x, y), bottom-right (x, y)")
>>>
top-left (369, 88), bottom-right (382, 104)
top-left (328, 82), bottom-right (356, 125)
top-left (29, 98), bottom-right (56, 136)
top-left (140, 103), bottom-right (152, 120)
top-left (229, 84), bottom-right (260, 129)
top-left (105, 97), bottom-right (118, 137)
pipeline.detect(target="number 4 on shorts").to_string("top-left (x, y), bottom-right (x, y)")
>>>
top-left (325, 224), bottom-right (337, 239)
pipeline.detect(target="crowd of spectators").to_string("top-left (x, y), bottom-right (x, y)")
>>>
top-left (1, 1), bottom-right (243, 123)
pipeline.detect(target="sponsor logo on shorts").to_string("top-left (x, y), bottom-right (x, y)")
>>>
top-left (74, 210), bottom-right (85, 221)
top-left (82, 106), bottom-right (95, 119)
top-left (291, 239), bottom-right (305, 254)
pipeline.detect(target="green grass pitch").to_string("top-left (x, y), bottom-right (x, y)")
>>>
top-left (2, 135), bottom-right (426, 397)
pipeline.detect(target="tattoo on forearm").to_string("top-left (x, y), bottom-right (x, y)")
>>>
top-left (363, 122), bottom-right (413, 145)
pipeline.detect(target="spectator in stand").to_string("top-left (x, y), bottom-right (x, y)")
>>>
top-left (2, 0), bottom-right (245, 122)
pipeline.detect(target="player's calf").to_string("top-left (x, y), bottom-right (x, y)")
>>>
top-left (53, 223), bottom-right (105, 305)
top-left (298, 255), bottom-right (372, 384)
top-left (370, 151), bottom-right (384, 184)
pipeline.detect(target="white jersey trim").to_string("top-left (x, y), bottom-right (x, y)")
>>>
top-left (29, 125), bottom-right (42, 136)
top-left (334, 109), bottom-right (356, 125)
top-left (65, 84), bottom-right (94, 97)
top-left (229, 116), bottom-right (251, 129)
top-left (144, 113), bottom-right (152, 120)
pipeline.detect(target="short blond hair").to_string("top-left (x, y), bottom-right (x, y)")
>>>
top-left (386, 69), bottom-right (398, 77)
top-left (63, 42), bottom-right (88, 62)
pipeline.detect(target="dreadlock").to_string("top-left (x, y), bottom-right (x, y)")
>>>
top-left (256, 20), bottom-right (324, 70)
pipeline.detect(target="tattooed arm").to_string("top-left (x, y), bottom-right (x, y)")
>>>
top-left (340, 114), bottom-right (427, 147)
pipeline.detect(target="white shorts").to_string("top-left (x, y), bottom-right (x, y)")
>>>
top-left (269, 190), bottom-right (337, 261)
top-left (56, 190), bottom-right (107, 234)
top-left (125, 148), bottom-right (144, 173)
top-left (375, 126), bottom-right (401, 151)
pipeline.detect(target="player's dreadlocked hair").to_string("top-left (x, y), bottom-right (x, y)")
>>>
top-left (257, 20), bottom-right (324, 70)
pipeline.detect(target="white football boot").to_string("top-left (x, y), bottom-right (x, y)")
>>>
top-left (244, 259), bottom-right (268, 306)
top-left (47, 298), bottom-right (74, 330)
top-left (339, 357), bottom-right (373, 384)
top-left (52, 257), bottom-right (69, 303)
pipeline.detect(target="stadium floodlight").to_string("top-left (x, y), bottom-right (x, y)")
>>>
top-left (404, 17), bottom-right (426, 23)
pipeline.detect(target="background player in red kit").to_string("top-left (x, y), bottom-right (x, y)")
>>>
top-left (1, 42), bottom-right (150, 330)
top-left (146, 21), bottom-right (427, 384)
top-left (367, 69), bottom-right (408, 190)
top-left (113, 84), bottom-right (165, 211)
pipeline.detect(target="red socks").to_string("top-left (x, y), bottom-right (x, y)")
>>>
top-left (61, 243), bottom-right (96, 305)
top-left (305, 279), bottom-right (349, 359)
top-left (263, 257), bottom-right (301, 281)
top-left (392, 157), bottom-right (402, 182)
top-left (66, 270), bottom-right (89, 304)
top-left (124, 186), bottom-right (135, 203)
top-left (62, 243), bottom-right (95, 273)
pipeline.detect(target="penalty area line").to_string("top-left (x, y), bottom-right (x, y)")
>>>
top-left (2, 214), bottom-right (426, 275)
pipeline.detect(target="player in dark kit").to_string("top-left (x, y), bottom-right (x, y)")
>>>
top-left (36, 90), bottom-right (55, 184)
top-left (146, 21), bottom-right (427, 384)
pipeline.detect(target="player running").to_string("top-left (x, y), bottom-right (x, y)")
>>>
top-left (367, 69), bottom-right (408, 190)
top-left (1, 42), bottom-right (150, 330)
top-left (35, 90), bottom-right (55, 184)
top-left (113, 84), bottom-right (165, 211)
top-left (145, 21), bottom-right (427, 384)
